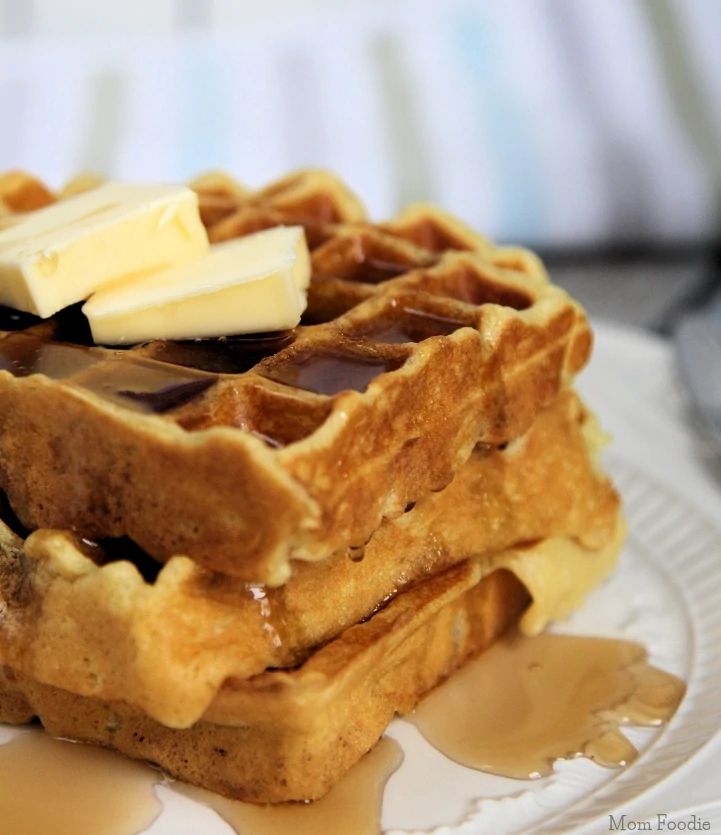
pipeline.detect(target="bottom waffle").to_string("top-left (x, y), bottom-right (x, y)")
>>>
top-left (0, 520), bottom-right (624, 803)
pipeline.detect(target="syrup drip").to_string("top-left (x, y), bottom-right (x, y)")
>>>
top-left (346, 544), bottom-right (366, 562)
top-left (418, 269), bottom-right (532, 309)
top-left (0, 732), bottom-right (161, 835)
top-left (249, 430), bottom-right (285, 449)
top-left (0, 333), bottom-right (100, 379)
top-left (349, 256), bottom-right (419, 284)
top-left (247, 584), bottom-right (283, 648)
top-left (408, 631), bottom-right (686, 779)
top-left (145, 331), bottom-right (295, 374)
top-left (367, 307), bottom-right (468, 344)
top-left (73, 534), bottom-right (163, 583)
top-left (175, 736), bottom-right (403, 835)
top-left (263, 351), bottom-right (405, 396)
top-left (0, 333), bottom-right (217, 414)
top-left (0, 634), bottom-right (687, 833)
top-left (74, 357), bottom-right (217, 414)
top-left (115, 378), bottom-right (216, 412)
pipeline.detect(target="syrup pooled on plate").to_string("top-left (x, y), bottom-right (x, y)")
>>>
top-left (175, 736), bottom-right (404, 835)
top-left (0, 732), bottom-right (161, 835)
top-left (408, 631), bottom-right (686, 779)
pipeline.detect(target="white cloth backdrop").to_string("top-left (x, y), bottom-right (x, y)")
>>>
top-left (1, 0), bottom-right (720, 247)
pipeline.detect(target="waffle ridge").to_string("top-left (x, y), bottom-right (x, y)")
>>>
top-left (0, 169), bottom-right (591, 584)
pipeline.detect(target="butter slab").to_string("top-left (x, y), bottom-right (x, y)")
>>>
top-left (0, 182), bottom-right (209, 318)
top-left (83, 225), bottom-right (311, 344)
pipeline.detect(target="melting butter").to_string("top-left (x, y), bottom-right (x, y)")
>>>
top-left (408, 631), bottom-right (685, 779)
top-left (0, 182), bottom-right (208, 318)
top-left (83, 225), bottom-right (310, 345)
top-left (175, 736), bottom-right (403, 835)
top-left (0, 731), bottom-right (162, 835)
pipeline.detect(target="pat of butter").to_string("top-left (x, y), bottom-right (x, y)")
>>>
top-left (83, 226), bottom-right (311, 345)
top-left (0, 182), bottom-right (209, 318)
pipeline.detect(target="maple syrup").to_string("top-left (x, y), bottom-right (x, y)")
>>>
top-left (0, 308), bottom-right (299, 414)
top-left (418, 267), bottom-right (532, 309)
top-left (0, 332), bottom-right (218, 413)
top-left (364, 306), bottom-right (469, 344)
top-left (0, 332), bottom-right (100, 379)
top-left (347, 544), bottom-right (367, 562)
top-left (0, 632), bottom-right (686, 834)
top-left (73, 534), bottom-right (163, 583)
top-left (74, 356), bottom-right (217, 413)
top-left (175, 736), bottom-right (403, 835)
top-left (262, 350), bottom-right (405, 396)
top-left (145, 331), bottom-right (295, 374)
top-left (0, 732), bottom-right (161, 835)
top-left (347, 255), bottom-right (420, 284)
top-left (408, 631), bottom-right (686, 779)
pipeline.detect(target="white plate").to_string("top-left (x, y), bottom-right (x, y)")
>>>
top-left (377, 461), bottom-right (721, 834)
top-left (3, 459), bottom-right (720, 834)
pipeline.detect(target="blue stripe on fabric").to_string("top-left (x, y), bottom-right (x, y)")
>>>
top-left (179, 47), bottom-right (226, 177)
top-left (453, 13), bottom-right (545, 243)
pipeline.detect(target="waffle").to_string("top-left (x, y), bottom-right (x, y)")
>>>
top-left (0, 168), bottom-right (625, 810)
top-left (0, 171), bottom-right (55, 214)
top-left (195, 170), bottom-right (366, 247)
top-left (196, 170), bottom-right (549, 321)
top-left (0, 389), bottom-right (620, 728)
top-left (0, 170), bottom-right (591, 585)
top-left (0, 509), bottom-right (625, 803)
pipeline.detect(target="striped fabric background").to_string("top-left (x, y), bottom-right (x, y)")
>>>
top-left (0, 0), bottom-right (720, 247)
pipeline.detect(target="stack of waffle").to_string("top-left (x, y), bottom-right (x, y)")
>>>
top-left (0, 170), bottom-right (623, 803)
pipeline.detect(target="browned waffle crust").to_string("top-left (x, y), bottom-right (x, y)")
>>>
top-left (0, 390), bottom-right (620, 728)
top-left (0, 564), bottom-right (535, 802)
top-left (0, 497), bottom-right (625, 804)
top-left (0, 170), bottom-right (591, 584)
top-left (0, 516), bottom-right (625, 803)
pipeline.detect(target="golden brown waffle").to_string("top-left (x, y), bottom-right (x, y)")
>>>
top-left (197, 169), bottom-right (366, 246)
top-left (0, 170), bottom-right (623, 808)
top-left (0, 564), bottom-right (527, 802)
top-left (0, 513), bottom-right (625, 804)
top-left (0, 170), bottom-right (591, 584)
top-left (0, 171), bottom-right (55, 213)
top-left (0, 390), bottom-right (620, 728)
top-left (196, 170), bottom-right (549, 322)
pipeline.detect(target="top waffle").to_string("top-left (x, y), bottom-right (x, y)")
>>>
top-left (0, 170), bottom-right (591, 585)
